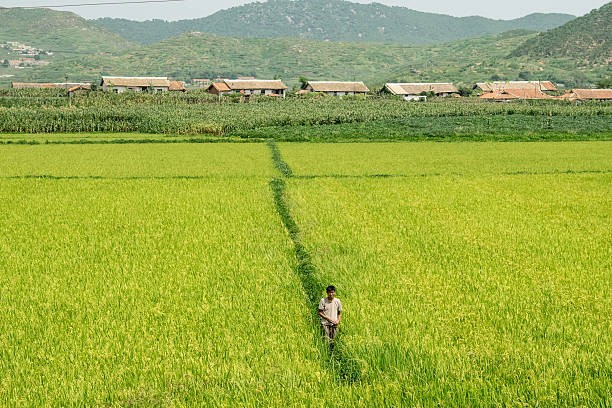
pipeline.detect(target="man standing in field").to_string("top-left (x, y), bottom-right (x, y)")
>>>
top-left (318, 285), bottom-right (342, 347)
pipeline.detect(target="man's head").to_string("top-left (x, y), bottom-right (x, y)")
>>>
top-left (326, 285), bottom-right (336, 299)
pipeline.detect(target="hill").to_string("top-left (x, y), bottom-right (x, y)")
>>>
top-left (7, 29), bottom-right (604, 89)
top-left (0, 8), bottom-right (134, 84)
top-left (0, 8), bottom-right (133, 53)
top-left (93, 0), bottom-right (574, 45)
top-left (0, 7), bottom-right (606, 88)
top-left (511, 2), bottom-right (611, 64)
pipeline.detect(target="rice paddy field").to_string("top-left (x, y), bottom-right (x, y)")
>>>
top-left (0, 141), bottom-right (610, 406)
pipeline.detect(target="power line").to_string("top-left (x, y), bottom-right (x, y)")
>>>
top-left (8, 0), bottom-right (184, 9)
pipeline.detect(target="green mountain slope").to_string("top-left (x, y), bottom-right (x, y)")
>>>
top-left (0, 8), bottom-right (133, 53)
top-left (93, 0), bottom-right (574, 45)
top-left (511, 2), bottom-right (611, 64)
top-left (7, 29), bottom-right (604, 89)
top-left (0, 7), bottom-right (606, 88)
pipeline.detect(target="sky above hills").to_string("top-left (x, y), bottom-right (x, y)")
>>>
top-left (0, 0), bottom-right (609, 21)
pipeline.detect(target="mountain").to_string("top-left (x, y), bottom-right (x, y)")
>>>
top-left (0, 8), bottom-right (133, 54)
top-left (0, 7), bottom-right (606, 88)
top-left (93, 0), bottom-right (575, 45)
top-left (511, 2), bottom-right (611, 64)
top-left (5, 28), bottom-right (604, 89)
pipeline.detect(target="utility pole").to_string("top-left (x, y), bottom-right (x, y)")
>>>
top-left (65, 74), bottom-right (70, 105)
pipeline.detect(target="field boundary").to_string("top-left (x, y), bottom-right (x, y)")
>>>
top-left (268, 141), bottom-right (362, 383)
top-left (0, 175), bottom-right (267, 181)
top-left (291, 169), bottom-right (612, 179)
top-left (0, 137), bottom-right (266, 145)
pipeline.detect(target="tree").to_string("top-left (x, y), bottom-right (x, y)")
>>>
top-left (298, 76), bottom-right (309, 89)
top-left (458, 86), bottom-right (473, 97)
top-left (597, 77), bottom-right (612, 88)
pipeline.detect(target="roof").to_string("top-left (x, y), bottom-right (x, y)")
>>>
top-left (479, 89), bottom-right (554, 100)
top-left (476, 81), bottom-right (557, 92)
top-left (208, 82), bottom-right (231, 92)
top-left (12, 82), bottom-right (91, 89)
top-left (307, 81), bottom-right (369, 93)
top-left (561, 89), bottom-right (612, 100)
top-left (223, 79), bottom-right (288, 90)
top-left (12, 82), bottom-right (58, 89)
top-left (385, 82), bottom-right (458, 95)
top-left (67, 85), bottom-right (92, 92)
top-left (168, 80), bottom-right (186, 91)
top-left (101, 76), bottom-right (170, 88)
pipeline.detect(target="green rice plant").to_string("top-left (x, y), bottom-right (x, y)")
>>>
top-left (281, 142), bottom-right (611, 406)
top-left (0, 177), bottom-right (339, 405)
top-left (0, 144), bottom-right (274, 178)
top-left (280, 141), bottom-right (612, 177)
top-left (0, 141), bottom-right (610, 406)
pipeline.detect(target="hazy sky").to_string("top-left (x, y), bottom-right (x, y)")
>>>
top-left (1, 0), bottom-right (609, 21)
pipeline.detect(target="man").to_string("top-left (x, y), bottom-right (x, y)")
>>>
top-left (318, 285), bottom-right (342, 346)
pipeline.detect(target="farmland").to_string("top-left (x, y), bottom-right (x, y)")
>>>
top-left (281, 142), bottom-right (611, 405)
top-left (0, 93), bottom-right (610, 142)
top-left (0, 141), bottom-right (610, 406)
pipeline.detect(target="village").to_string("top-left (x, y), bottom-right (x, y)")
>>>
top-left (8, 76), bottom-right (612, 102)
top-left (0, 41), bottom-right (51, 69)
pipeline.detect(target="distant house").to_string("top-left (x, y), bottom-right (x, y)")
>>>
top-left (207, 81), bottom-right (232, 96)
top-left (475, 81), bottom-right (558, 94)
top-left (479, 88), bottom-right (555, 101)
top-left (303, 81), bottom-right (369, 96)
top-left (169, 80), bottom-right (187, 92)
top-left (100, 76), bottom-right (173, 93)
top-left (192, 78), bottom-right (212, 88)
top-left (559, 89), bottom-right (612, 101)
top-left (12, 82), bottom-right (91, 89)
top-left (383, 82), bottom-right (459, 100)
top-left (67, 85), bottom-right (92, 96)
top-left (206, 79), bottom-right (288, 97)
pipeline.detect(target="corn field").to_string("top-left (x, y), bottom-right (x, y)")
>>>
top-left (0, 90), bottom-right (610, 136)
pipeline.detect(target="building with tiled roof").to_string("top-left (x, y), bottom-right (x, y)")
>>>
top-left (479, 88), bottom-right (555, 101)
top-left (560, 89), bottom-right (612, 101)
top-left (206, 79), bottom-right (288, 97)
top-left (101, 76), bottom-right (173, 93)
top-left (475, 81), bottom-right (558, 93)
top-left (383, 83), bottom-right (459, 100)
top-left (304, 81), bottom-right (369, 96)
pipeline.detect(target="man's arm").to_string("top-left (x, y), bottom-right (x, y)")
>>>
top-left (318, 309), bottom-right (333, 324)
top-left (318, 309), bottom-right (340, 325)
